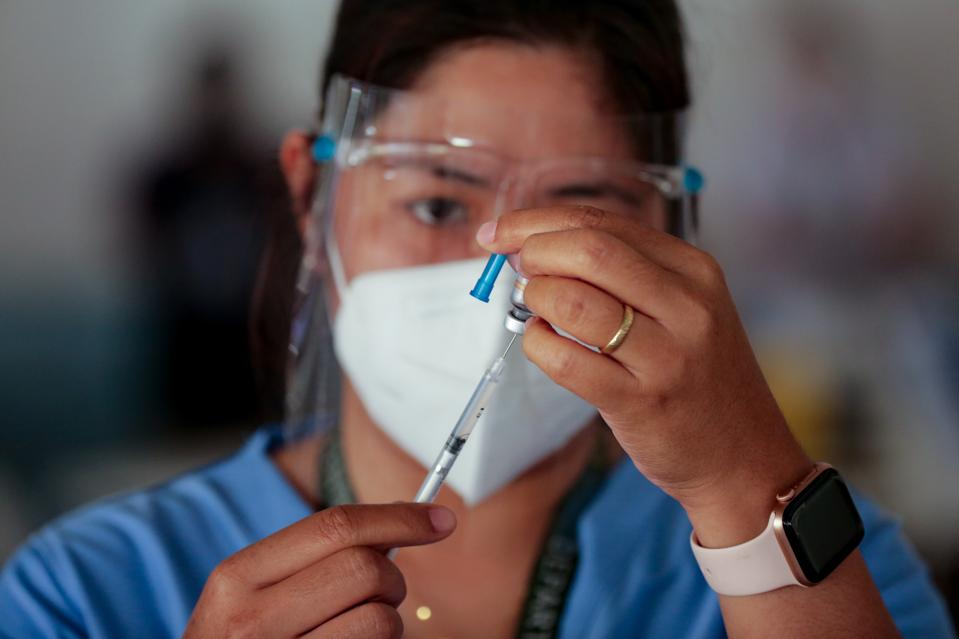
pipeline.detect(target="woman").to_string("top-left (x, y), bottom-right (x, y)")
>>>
top-left (1, 2), bottom-right (953, 637)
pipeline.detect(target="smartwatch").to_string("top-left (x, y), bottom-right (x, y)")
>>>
top-left (690, 463), bottom-right (864, 596)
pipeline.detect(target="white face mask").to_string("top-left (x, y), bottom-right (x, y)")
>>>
top-left (331, 257), bottom-right (597, 506)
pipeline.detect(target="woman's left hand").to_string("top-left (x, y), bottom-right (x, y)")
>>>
top-left (476, 206), bottom-right (812, 546)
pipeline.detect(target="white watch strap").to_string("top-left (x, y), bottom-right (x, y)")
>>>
top-left (689, 512), bottom-right (802, 596)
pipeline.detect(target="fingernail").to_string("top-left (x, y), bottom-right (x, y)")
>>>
top-left (476, 220), bottom-right (497, 245)
top-left (428, 506), bottom-right (456, 533)
top-left (507, 253), bottom-right (521, 273)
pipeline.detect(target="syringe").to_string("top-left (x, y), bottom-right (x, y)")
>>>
top-left (387, 333), bottom-right (516, 560)
top-left (412, 332), bottom-right (517, 504)
top-left (389, 254), bottom-right (526, 559)
top-left (410, 253), bottom-right (530, 504)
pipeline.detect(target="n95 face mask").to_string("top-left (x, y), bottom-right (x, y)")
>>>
top-left (331, 257), bottom-right (597, 506)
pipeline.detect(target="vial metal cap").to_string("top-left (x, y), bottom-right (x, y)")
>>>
top-left (504, 276), bottom-right (533, 334)
top-left (510, 275), bottom-right (529, 309)
top-left (504, 310), bottom-right (529, 334)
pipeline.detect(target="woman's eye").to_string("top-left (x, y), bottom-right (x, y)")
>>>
top-left (406, 197), bottom-right (469, 226)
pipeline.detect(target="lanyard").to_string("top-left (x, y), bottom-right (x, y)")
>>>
top-left (317, 427), bottom-right (608, 639)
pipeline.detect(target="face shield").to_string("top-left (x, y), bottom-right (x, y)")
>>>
top-left (321, 75), bottom-right (700, 287)
top-left (284, 74), bottom-right (703, 442)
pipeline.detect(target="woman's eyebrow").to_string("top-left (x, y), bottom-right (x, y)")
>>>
top-left (430, 165), bottom-right (492, 188)
top-left (548, 181), bottom-right (643, 206)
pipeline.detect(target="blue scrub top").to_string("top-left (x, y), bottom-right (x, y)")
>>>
top-left (1, 427), bottom-right (954, 638)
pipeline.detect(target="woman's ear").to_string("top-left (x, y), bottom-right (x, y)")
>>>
top-left (279, 130), bottom-right (318, 238)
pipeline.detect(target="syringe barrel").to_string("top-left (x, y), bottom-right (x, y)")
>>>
top-left (449, 364), bottom-right (503, 440)
top-left (413, 445), bottom-right (457, 503)
top-left (411, 358), bottom-right (505, 504)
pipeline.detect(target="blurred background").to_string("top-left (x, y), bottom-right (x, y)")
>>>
top-left (1, 0), bottom-right (956, 621)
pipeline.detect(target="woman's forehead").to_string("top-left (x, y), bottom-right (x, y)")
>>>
top-left (371, 43), bottom-right (634, 161)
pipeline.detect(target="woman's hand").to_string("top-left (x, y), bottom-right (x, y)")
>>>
top-left (477, 206), bottom-right (811, 546)
top-left (183, 503), bottom-right (456, 638)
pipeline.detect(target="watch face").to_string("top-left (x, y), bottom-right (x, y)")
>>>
top-left (781, 468), bottom-right (864, 584)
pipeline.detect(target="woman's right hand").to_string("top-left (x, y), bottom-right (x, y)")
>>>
top-left (183, 503), bottom-right (456, 638)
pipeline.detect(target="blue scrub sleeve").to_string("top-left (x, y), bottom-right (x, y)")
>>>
top-left (0, 536), bottom-right (85, 639)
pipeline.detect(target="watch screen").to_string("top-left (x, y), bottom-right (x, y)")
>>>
top-left (782, 468), bottom-right (864, 583)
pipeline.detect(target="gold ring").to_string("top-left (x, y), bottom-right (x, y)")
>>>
top-left (602, 304), bottom-right (634, 354)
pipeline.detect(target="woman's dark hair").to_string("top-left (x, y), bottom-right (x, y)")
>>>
top-left (252, 0), bottom-right (689, 421)
top-left (323, 0), bottom-right (688, 115)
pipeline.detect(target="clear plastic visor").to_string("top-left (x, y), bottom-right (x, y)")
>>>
top-left (311, 75), bottom-right (699, 287)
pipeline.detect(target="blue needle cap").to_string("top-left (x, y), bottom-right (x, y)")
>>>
top-left (469, 253), bottom-right (508, 302)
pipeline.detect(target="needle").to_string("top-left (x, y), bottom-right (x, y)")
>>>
top-left (501, 333), bottom-right (518, 359)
